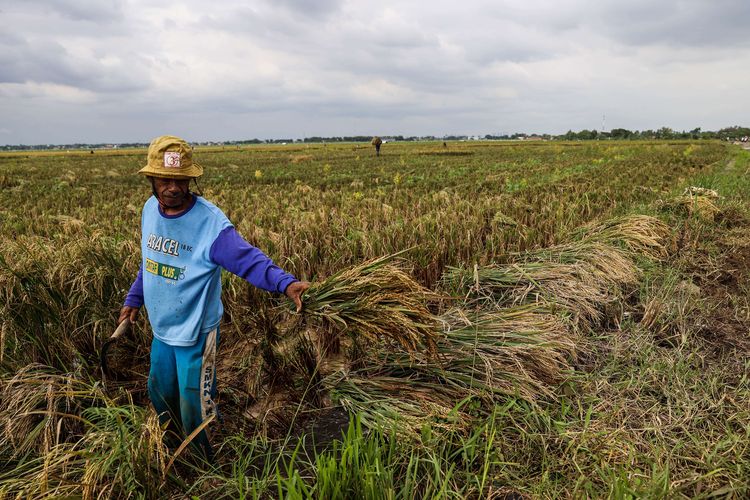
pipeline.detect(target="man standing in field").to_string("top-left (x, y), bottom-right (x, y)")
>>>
top-left (371, 136), bottom-right (383, 156)
top-left (119, 135), bottom-right (309, 460)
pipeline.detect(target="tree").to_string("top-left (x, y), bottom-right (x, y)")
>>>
top-left (576, 129), bottom-right (596, 140)
top-left (610, 128), bottom-right (633, 139)
top-left (655, 127), bottom-right (674, 139)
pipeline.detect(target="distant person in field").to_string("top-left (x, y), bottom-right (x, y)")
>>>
top-left (371, 136), bottom-right (383, 156)
top-left (119, 135), bottom-right (309, 461)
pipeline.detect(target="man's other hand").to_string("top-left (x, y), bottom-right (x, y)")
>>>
top-left (285, 281), bottom-right (310, 313)
top-left (118, 306), bottom-right (140, 324)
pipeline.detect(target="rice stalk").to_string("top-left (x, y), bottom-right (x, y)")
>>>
top-left (0, 404), bottom-right (170, 499)
top-left (443, 244), bottom-right (638, 327)
top-left (0, 233), bottom-right (141, 373)
top-left (0, 364), bottom-right (109, 457)
top-left (435, 305), bottom-right (577, 399)
top-left (441, 216), bottom-right (668, 327)
top-left (327, 373), bottom-right (461, 437)
top-left (0, 364), bottom-right (172, 498)
top-left (674, 194), bottom-right (722, 220)
top-left (577, 214), bottom-right (672, 259)
top-left (296, 251), bottom-right (441, 356)
top-left (323, 305), bottom-right (576, 435)
top-left (641, 279), bottom-right (701, 346)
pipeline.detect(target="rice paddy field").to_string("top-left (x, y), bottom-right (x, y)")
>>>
top-left (1, 140), bottom-right (749, 498)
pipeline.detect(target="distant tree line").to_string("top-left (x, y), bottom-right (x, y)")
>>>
top-left (3, 126), bottom-right (749, 151)
top-left (557, 126), bottom-right (750, 141)
top-left (484, 133), bottom-right (541, 140)
top-left (0, 142), bottom-right (151, 151)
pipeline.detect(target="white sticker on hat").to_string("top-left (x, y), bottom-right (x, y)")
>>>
top-left (164, 151), bottom-right (181, 168)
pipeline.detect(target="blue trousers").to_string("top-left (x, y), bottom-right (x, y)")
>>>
top-left (148, 328), bottom-right (219, 460)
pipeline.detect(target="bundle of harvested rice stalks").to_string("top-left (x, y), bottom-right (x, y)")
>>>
top-left (577, 215), bottom-right (672, 259)
top-left (239, 253), bottom-right (444, 429)
top-left (435, 305), bottom-right (577, 399)
top-left (327, 373), bottom-right (462, 436)
top-left (443, 215), bottom-right (671, 326)
top-left (292, 250), bottom-right (441, 357)
top-left (677, 194), bottom-right (721, 220)
top-left (520, 241), bottom-right (639, 290)
top-left (443, 244), bottom-right (638, 326)
top-left (323, 305), bottom-right (576, 434)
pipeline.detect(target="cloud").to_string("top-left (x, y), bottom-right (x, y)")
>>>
top-left (267, 0), bottom-right (343, 19)
top-left (30, 0), bottom-right (125, 22)
top-left (1, 0), bottom-right (749, 144)
top-left (0, 37), bottom-right (151, 93)
top-left (0, 0), bottom-right (151, 93)
top-left (588, 0), bottom-right (750, 48)
top-left (0, 81), bottom-right (96, 102)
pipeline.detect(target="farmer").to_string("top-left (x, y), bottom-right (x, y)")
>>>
top-left (371, 136), bottom-right (382, 156)
top-left (118, 135), bottom-right (309, 460)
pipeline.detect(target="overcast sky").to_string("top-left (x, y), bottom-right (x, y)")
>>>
top-left (1, 0), bottom-right (749, 144)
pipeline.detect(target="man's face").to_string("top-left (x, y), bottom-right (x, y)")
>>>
top-left (151, 176), bottom-right (191, 208)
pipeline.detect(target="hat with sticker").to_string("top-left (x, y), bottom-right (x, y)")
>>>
top-left (138, 135), bottom-right (203, 179)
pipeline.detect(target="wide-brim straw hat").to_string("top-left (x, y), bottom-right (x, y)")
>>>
top-left (138, 135), bottom-right (203, 179)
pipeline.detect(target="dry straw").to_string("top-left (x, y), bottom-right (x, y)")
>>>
top-left (324, 304), bottom-right (577, 432)
top-left (295, 250), bottom-right (441, 356)
top-left (244, 215), bottom-right (674, 433)
top-left (0, 364), bottom-right (169, 498)
top-left (443, 215), bottom-right (672, 328)
top-left (578, 214), bottom-right (672, 259)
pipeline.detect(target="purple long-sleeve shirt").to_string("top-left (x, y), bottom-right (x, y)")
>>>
top-left (124, 226), bottom-right (296, 308)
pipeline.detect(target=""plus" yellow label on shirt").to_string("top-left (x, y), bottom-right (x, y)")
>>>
top-left (145, 258), bottom-right (184, 281)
